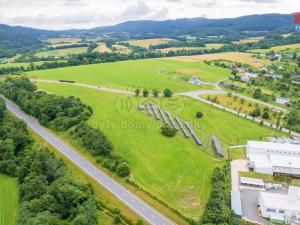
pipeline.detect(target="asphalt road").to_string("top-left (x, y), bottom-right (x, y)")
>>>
top-left (1, 95), bottom-right (175, 225)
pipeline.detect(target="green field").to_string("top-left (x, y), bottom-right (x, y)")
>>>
top-left (28, 59), bottom-right (231, 92)
top-left (36, 82), bottom-right (282, 219)
top-left (35, 47), bottom-right (87, 58)
top-left (0, 174), bottom-right (19, 225)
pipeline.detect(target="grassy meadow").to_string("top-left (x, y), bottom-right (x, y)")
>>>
top-left (0, 174), bottom-right (19, 225)
top-left (35, 47), bottom-right (88, 58)
top-left (35, 82), bottom-right (282, 219)
top-left (28, 59), bottom-right (232, 92)
top-left (169, 52), bottom-right (271, 68)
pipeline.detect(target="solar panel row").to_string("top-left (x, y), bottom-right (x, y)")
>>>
top-left (212, 136), bottom-right (224, 157)
top-left (141, 103), bottom-right (202, 146)
top-left (175, 116), bottom-right (190, 138)
top-left (166, 111), bottom-right (179, 131)
top-left (158, 106), bottom-right (169, 125)
top-left (185, 121), bottom-right (203, 146)
top-left (138, 104), bottom-right (145, 111)
top-left (145, 104), bottom-right (153, 116)
top-left (150, 102), bottom-right (161, 120)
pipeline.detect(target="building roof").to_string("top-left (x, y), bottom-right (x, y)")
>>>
top-left (248, 154), bottom-right (273, 169)
top-left (270, 155), bottom-right (300, 169)
top-left (240, 177), bottom-right (264, 186)
top-left (247, 141), bottom-right (300, 153)
top-left (260, 186), bottom-right (300, 212)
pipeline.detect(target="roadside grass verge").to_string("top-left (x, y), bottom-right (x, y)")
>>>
top-left (0, 174), bottom-right (19, 225)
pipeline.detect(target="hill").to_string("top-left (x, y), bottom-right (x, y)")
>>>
top-left (89, 13), bottom-right (293, 37)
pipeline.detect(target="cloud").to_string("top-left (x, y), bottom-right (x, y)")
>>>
top-left (239, 0), bottom-right (279, 2)
top-left (0, 0), bottom-right (297, 29)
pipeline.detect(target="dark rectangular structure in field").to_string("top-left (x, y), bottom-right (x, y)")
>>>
top-left (166, 111), bottom-right (178, 131)
top-left (212, 136), bottom-right (224, 157)
top-left (158, 106), bottom-right (169, 125)
top-left (150, 103), bottom-right (160, 120)
top-left (185, 121), bottom-right (202, 146)
top-left (175, 116), bottom-right (190, 138)
top-left (145, 104), bottom-right (153, 116)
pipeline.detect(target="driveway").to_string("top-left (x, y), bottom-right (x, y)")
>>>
top-left (231, 159), bottom-right (249, 191)
top-left (240, 189), bottom-right (268, 225)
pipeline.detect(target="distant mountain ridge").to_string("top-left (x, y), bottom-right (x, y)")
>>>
top-left (0, 13), bottom-right (295, 58)
top-left (88, 13), bottom-right (293, 37)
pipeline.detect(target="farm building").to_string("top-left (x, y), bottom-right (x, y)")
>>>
top-left (246, 141), bottom-right (300, 177)
top-left (240, 73), bottom-right (258, 83)
top-left (259, 186), bottom-right (300, 224)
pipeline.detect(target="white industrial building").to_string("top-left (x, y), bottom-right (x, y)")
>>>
top-left (259, 186), bottom-right (300, 224)
top-left (246, 141), bottom-right (300, 177)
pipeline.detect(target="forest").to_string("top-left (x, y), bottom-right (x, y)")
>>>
top-left (0, 98), bottom-right (99, 225)
top-left (0, 77), bottom-right (130, 177)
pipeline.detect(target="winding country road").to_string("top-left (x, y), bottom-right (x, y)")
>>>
top-left (1, 95), bottom-right (175, 225)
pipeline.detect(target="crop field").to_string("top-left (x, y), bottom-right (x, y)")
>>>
top-left (159, 44), bottom-right (224, 53)
top-left (112, 44), bottom-right (132, 54)
top-left (44, 37), bottom-right (81, 44)
top-left (35, 47), bottom-right (88, 58)
top-left (35, 82), bottom-right (282, 219)
top-left (250, 43), bottom-right (300, 53)
top-left (0, 174), bottom-right (19, 225)
top-left (93, 43), bottom-right (112, 53)
top-left (200, 94), bottom-right (283, 124)
top-left (28, 59), bottom-right (231, 92)
top-left (169, 52), bottom-right (271, 68)
top-left (232, 37), bottom-right (264, 44)
top-left (126, 38), bottom-right (174, 48)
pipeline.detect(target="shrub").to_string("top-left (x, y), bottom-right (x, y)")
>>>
top-left (250, 108), bottom-right (261, 117)
top-left (196, 111), bottom-right (203, 118)
top-left (262, 111), bottom-right (270, 120)
top-left (161, 126), bottom-right (176, 137)
top-left (143, 88), bottom-right (149, 97)
top-left (116, 162), bottom-right (130, 177)
top-left (152, 89), bottom-right (159, 97)
top-left (163, 88), bottom-right (173, 98)
top-left (135, 88), bottom-right (140, 97)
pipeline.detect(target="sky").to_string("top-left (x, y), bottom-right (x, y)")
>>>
top-left (0, 0), bottom-right (299, 30)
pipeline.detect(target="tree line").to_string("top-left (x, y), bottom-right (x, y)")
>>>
top-left (0, 98), bottom-right (99, 225)
top-left (200, 164), bottom-right (253, 225)
top-left (0, 77), bottom-right (130, 177)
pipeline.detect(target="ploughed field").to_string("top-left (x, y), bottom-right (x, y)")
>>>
top-left (27, 59), bottom-right (232, 92)
top-left (35, 82), bottom-right (281, 219)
